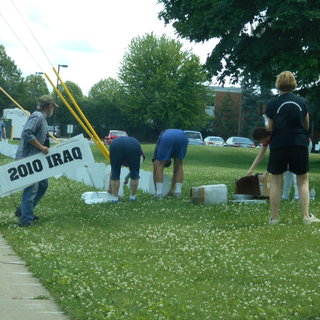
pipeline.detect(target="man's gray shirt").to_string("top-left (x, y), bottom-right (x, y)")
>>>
top-left (15, 111), bottom-right (48, 160)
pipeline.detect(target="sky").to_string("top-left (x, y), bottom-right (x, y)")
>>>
top-left (0, 0), bottom-right (219, 95)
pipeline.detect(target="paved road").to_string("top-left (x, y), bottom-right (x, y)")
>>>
top-left (0, 235), bottom-right (69, 320)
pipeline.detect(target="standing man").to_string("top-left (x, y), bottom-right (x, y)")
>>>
top-left (265, 71), bottom-right (320, 224)
top-left (0, 117), bottom-right (6, 141)
top-left (153, 129), bottom-right (188, 198)
top-left (109, 136), bottom-right (144, 202)
top-left (15, 95), bottom-right (58, 226)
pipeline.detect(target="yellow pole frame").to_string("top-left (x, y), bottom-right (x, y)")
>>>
top-left (52, 67), bottom-right (110, 160)
top-left (44, 72), bottom-right (110, 161)
top-left (0, 87), bottom-right (60, 143)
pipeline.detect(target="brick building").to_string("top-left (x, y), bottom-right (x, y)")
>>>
top-left (207, 86), bottom-right (242, 117)
top-left (205, 86), bottom-right (242, 135)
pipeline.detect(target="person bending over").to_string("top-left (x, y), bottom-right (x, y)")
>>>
top-left (153, 129), bottom-right (188, 198)
top-left (109, 136), bottom-right (143, 202)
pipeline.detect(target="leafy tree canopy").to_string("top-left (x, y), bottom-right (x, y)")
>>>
top-left (159, 0), bottom-right (320, 90)
top-left (89, 78), bottom-right (123, 101)
top-left (119, 33), bottom-right (209, 134)
top-left (240, 87), bottom-right (271, 139)
top-left (86, 78), bottom-right (127, 137)
top-left (51, 81), bottom-right (84, 134)
top-left (0, 45), bottom-right (24, 113)
top-left (21, 74), bottom-right (49, 111)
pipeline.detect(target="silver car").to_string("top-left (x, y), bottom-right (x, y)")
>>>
top-left (204, 136), bottom-right (225, 146)
top-left (225, 136), bottom-right (255, 148)
top-left (184, 130), bottom-right (204, 145)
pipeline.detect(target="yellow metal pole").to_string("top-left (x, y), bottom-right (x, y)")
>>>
top-left (44, 73), bottom-right (110, 161)
top-left (0, 87), bottom-right (29, 117)
top-left (52, 68), bottom-right (110, 161)
top-left (44, 74), bottom-right (96, 140)
top-left (0, 86), bottom-right (60, 143)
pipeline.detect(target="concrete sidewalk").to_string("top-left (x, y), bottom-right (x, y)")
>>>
top-left (0, 235), bottom-right (69, 320)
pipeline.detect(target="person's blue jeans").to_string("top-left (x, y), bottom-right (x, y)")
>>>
top-left (20, 179), bottom-right (48, 224)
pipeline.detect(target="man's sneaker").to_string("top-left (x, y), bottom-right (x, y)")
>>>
top-left (303, 213), bottom-right (320, 224)
top-left (17, 222), bottom-right (32, 227)
top-left (15, 208), bottom-right (38, 221)
top-left (15, 207), bottom-right (21, 218)
top-left (269, 217), bottom-right (279, 225)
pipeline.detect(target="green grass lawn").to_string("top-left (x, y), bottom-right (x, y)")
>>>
top-left (1, 145), bottom-right (320, 320)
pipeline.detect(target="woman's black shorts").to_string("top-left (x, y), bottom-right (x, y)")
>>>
top-left (267, 146), bottom-right (309, 175)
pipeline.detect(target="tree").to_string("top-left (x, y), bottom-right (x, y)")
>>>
top-left (118, 33), bottom-right (209, 137)
top-left (86, 78), bottom-right (127, 138)
top-left (158, 0), bottom-right (320, 90)
top-left (21, 74), bottom-right (49, 110)
top-left (213, 92), bottom-right (238, 139)
top-left (240, 87), bottom-right (272, 139)
top-left (51, 81), bottom-right (84, 136)
top-left (0, 45), bottom-right (24, 114)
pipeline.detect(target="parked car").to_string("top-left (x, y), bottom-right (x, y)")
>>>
top-left (104, 130), bottom-right (128, 145)
top-left (184, 130), bottom-right (204, 145)
top-left (204, 136), bottom-right (225, 146)
top-left (225, 136), bottom-right (255, 148)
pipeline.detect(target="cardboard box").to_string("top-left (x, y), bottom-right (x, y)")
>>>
top-left (191, 184), bottom-right (227, 204)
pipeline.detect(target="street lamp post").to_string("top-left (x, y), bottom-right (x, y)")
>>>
top-left (56, 64), bottom-right (68, 90)
top-left (54, 64), bottom-right (68, 134)
top-left (33, 72), bottom-right (44, 106)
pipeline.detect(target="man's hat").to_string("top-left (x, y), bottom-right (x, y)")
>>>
top-left (38, 95), bottom-right (59, 108)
